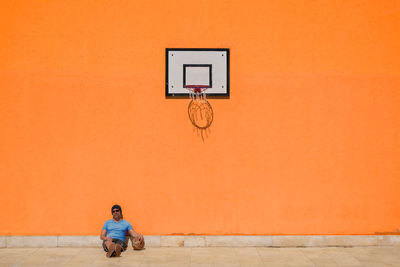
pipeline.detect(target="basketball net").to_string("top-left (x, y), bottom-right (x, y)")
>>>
top-left (185, 85), bottom-right (213, 141)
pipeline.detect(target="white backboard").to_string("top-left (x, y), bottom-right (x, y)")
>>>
top-left (166, 49), bottom-right (230, 97)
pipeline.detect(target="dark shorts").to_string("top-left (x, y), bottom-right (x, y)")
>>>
top-left (102, 238), bottom-right (128, 252)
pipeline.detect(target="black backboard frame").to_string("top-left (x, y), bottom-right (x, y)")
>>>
top-left (165, 48), bottom-right (230, 98)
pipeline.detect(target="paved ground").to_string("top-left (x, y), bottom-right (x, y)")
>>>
top-left (0, 247), bottom-right (400, 267)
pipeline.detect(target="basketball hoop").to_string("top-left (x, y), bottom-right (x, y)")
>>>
top-left (185, 85), bottom-right (209, 99)
top-left (185, 85), bottom-right (213, 141)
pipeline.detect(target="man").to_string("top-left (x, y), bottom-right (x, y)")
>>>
top-left (100, 204), bottom-right (145, 257)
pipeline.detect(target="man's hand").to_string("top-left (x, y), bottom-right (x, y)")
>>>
top-left (135, 234), bottom-right (144, 242)
top-left (105, 236), bottom-right (112, 242)
top-left (132, 233), bottom-right (145, 250)
top-left (127, 229), bottom-right (145, 250)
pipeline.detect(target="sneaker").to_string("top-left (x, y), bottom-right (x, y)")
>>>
top-left (115, 244), bottom-right (122, 257)
top-left (106, 242), bottom-right (116, 257)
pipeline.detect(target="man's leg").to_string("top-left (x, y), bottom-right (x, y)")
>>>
top-left (124, 235), bottom-right (129, 250)
top-left (104, 240), bottom-right (116, 257)
top-left (115, 243), bottom-right (122, 256)
top-left (113, 239), bottom-right (125, 257)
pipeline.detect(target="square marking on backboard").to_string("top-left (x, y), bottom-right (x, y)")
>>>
top-left (183, 64), bottom-right (212, 88)
top-left (166, 48), bottom-right (229, 97)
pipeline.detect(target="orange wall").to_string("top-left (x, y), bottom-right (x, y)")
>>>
top-left (1, 0), bottom-right (400, 235)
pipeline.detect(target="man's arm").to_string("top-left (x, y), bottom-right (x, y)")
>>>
top-left (127, 229), bottom-right (139, 238)
top-left (128, 229), bottom-right (144, 241)
top-left (100, 229), bottom-right (112, 241)
top-left (127, 228), bottom-right (145, 250)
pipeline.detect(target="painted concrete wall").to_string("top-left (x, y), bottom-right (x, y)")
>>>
top-left (0, 0), bottom-right (399, 235)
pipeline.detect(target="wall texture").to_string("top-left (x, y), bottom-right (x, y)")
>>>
top-left (0, 0), bottom-right (399, 235)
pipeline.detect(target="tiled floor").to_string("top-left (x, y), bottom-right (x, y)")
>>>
top-left (0, 247), bottom-right (400, 267)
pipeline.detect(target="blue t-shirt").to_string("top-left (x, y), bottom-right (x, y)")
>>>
top-left (102, 219), bottom-right (133, 241)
